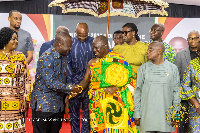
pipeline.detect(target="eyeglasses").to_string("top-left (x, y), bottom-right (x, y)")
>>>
top-left (122, 30), bottom-right (133, 36)
top-left (149, 29), bottom-right (163, 33)
top-left (188, 37), bottom-right (199, 41)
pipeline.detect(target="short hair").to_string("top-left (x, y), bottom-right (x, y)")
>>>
top-left (188, 30), bottom-right (200, 37)
top-left (0, 27), bottom-right (18, 49)
top-left (56, 26), bottom-right (69, 35)
top-left (54, 32), bottom-right (72, 46)
top-left (122, 23), bottom-right (140, 41)
top-left (151, 41), bottom-right (165, 54)
top-left (9, 10), bottom-right (20, 17)
top-left (113, 30), bottom-right (123, 38)
top-left (93, 35), bottom-right (108, 46)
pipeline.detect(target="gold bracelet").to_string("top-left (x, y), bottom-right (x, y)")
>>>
top-left (68, 85), bottom-right (83, 99)
top-left (77, 85), bottom-right (83, 93)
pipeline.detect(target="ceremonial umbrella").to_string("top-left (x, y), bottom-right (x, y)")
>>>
top-left (49, 0), bottom-right (168, 38)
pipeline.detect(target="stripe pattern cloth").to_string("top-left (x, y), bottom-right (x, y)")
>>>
top-left (68, 36), bottom-right (95, 133)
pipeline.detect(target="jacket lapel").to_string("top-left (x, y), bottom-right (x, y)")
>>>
top-left (184, 47), bottom-right (191, 63)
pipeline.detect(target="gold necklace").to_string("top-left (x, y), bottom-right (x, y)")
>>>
top-left (2, 50), bottom-right (13, 56)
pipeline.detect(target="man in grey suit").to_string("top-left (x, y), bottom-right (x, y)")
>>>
top-left (175, 30), bottom-right (199, 133)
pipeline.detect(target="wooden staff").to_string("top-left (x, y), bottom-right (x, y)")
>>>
top-left (106, 0), bottom-right (111, 39)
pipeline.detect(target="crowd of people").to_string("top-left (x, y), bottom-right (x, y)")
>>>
top-left (0, 10), bottom-right (200, 133)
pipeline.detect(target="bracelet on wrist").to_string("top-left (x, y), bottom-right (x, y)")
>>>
top-left (77, 85), bottom-right (83, 93)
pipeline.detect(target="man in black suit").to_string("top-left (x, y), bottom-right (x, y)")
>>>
top-left (175, 30), bottom-right (199, 133)
top-left (39, 26), bottom-right (69, 56)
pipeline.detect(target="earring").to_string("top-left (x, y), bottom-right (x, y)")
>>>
top-left (4, 47), bottom-right (5, 50)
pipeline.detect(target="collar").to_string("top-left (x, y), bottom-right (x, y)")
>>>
top-left (75, 36), bottom-right (89, 42)
top-left (150, 39), bottom-right (164, 43)
top-left (50, 45), bottom-right (63, 59)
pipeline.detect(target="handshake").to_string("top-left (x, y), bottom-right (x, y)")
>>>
top-left (69, 85), bottom-right (83, 99)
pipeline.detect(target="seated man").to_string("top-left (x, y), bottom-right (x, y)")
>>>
top-left (75, 35), bottom-right (138, 133)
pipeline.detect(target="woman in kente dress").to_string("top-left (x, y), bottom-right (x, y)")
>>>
top-left (180, 43), bottom-right (200, 133)
top-left (0, 27), bottom-right (30, 132)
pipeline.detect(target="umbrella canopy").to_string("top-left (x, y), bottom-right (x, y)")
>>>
top-left (49, 0), bottom-right (169, 38)
top-left (49, 0), bottom-right (169, 18)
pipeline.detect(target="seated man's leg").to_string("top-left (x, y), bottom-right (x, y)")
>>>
top-left (69, 96), bottom-right (81, 133)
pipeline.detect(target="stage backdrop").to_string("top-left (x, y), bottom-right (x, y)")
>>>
top-left (0, 13), bottom-right (200, 69)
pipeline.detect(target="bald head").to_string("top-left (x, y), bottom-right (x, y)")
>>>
top-left (150, 23), bottom-right (165, 41)
top-left (147, 41), bottom-right (165, 61)
top-left (152, 23), bottom-right (165, 31)
top-left (92, 35), bottom-right (109, 58)
top-left (151, 41), bottom-right (165, 53)
top-left (93, 35), bottom-right (108, 47)
top-left (76, 23), bottom-right (88, 32)
top-left (76, 23), bottom-right (89, 42)
top-left (56, 26), bottom-right (69, 35)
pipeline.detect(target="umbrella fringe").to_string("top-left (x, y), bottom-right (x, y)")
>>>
top-left (98, 10), bottom-right (168, 18)
top-left (48, 0), bottom-right (169, 17)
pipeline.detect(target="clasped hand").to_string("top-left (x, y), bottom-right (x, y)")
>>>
top-left (70, 85), bottom-right (83, 98)
top-left (104, 86), bottom-right (118, 95)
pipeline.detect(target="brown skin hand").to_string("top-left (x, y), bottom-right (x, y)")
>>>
top-left (134, 118), bottom-right (140, 126)
top-left (104, 86), bottom-right (119, 95)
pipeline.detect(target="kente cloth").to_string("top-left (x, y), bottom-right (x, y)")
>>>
top-left (0, 52), bottom-right (30, 133)
top-left (180, 57), bottom-right (200, 133)
top-left (89, 51), bottom-right (138, 133)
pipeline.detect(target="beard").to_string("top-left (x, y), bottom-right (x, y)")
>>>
top-left (14, 25), bottom-right (20, 30)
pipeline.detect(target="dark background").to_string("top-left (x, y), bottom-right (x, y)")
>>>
top-left (0, 0), bottom-right (200, 18)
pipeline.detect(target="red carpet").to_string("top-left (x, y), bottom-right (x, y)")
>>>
top-left (25, 108), bottom-right (177, 133)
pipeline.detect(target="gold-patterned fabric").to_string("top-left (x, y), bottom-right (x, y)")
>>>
top-left (89, 51), bottom-right (138, 133)
top-left (0, 52), bottom-right (30, 133)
